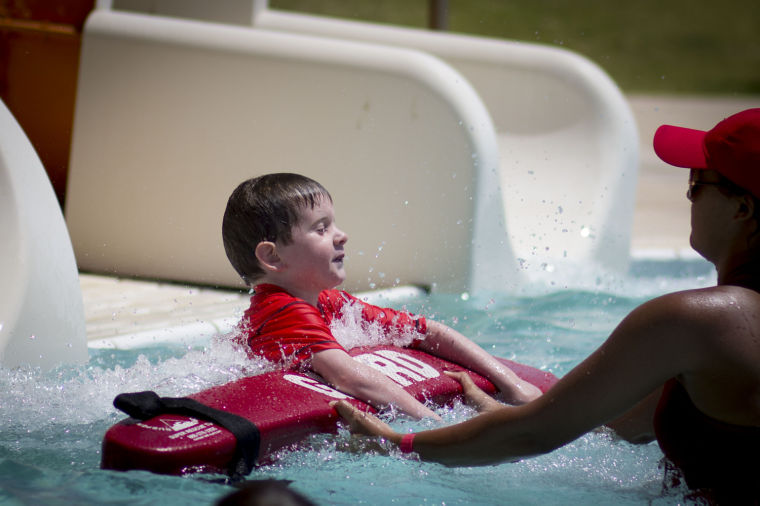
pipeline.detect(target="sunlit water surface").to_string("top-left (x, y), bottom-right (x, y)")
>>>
top-left (0, 260), bottom-right (715, 505)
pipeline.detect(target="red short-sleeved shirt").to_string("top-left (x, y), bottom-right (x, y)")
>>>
top-left (237, 284), bottom-right (426, 369)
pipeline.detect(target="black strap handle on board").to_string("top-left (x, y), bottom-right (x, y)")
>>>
top-left (113, 390), bottom-right (260, 476)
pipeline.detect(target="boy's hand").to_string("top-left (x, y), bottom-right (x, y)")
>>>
top-left (444, 370), bottom-right (505, 413)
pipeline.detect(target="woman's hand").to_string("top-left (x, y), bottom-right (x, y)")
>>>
top-left (330, 400), bottom-right (400, 441)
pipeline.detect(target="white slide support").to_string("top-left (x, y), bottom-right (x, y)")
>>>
top-left (0, 99), bottom-right (88, 369)
top-left (251, 5), bottom-right (640, 284)
top-left (65, 9), bottom-right (517, 294)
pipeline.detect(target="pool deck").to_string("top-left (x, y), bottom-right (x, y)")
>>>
top-left (82, 273), bottom-right (249, 347)
top-left (80, 94), bottom-right (759, 345)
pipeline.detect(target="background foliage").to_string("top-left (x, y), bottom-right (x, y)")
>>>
top-left (270, 0), bottom-right (760, 94)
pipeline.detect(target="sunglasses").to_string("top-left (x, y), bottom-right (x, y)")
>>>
top-left (686, 180), bottom-right (726, 202)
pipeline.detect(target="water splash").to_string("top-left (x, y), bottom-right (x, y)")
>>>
top-left (329, 300), bottom-right (423, 351)
top-left (0, 334), bottom-right (269, 431)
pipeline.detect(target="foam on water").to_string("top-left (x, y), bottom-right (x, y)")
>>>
top-left (0, 336), bottom-right (268, 430)
top-left (0, 335), bottom-right (288, 504)
top-left (329, 299), bottom-right (423, 350)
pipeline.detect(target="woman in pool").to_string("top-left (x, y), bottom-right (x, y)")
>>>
top-left (333, 109), bottom-right (760, 502)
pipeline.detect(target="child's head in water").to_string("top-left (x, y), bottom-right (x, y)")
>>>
top-left (222, 173), bottom-right (348, 298)
top-left (215, 479), bottom-right (315, 506)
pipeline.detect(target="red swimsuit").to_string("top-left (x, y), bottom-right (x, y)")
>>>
top-left (237, 284), bottom-right (426, 369)
top-left (653, 378), bottom-right (760, 501)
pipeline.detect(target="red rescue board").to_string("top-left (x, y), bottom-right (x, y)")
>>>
top-left (101, 345), bottom-right (557, 475)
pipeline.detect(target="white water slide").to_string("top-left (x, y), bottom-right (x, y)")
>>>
top-left (0, 99), bottom-right (88, 369)
top-left (65, 0), bottom-right (638, 295)
top-left (4, 1), bottom-right (639, 367)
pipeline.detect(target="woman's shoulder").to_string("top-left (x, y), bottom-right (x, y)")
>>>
top-left (647, 285), bottom-right (760, 313)
top-left (644, 286), bottom-right (760, 350)
top-left (619, 286), bottom-right (760, 344)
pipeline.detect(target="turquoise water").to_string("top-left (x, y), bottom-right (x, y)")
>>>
top-left (0, 259), bottom-right (715, 505)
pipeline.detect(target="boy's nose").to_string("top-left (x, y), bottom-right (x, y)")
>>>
top-left (335, 227), bottom-right (348, 245)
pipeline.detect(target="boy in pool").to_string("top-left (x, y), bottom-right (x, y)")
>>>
top-left (222, 173), bottom-right (541, 419)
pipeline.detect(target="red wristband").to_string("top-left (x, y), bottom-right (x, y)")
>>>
top-left (399, 433), bottom-right (415, 454)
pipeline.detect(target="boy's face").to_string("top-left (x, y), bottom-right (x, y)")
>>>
top-left (275, 197), bottom-right (348, 293)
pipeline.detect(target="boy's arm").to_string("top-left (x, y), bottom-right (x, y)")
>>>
top-left (310, 349), bottom-right (441, 420)
top-left (416, 320), bottom-right (541, 404)
top-left (603, 386), bottom-right (661, 443)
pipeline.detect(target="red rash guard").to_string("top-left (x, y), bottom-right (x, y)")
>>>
top-left (237, 284), bottom-right (426, 369)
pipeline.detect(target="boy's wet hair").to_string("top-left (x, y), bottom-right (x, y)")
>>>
top-left (222, 173), bottom-right (332, 285)
top-left (215, 478), bottom-right (315, 506)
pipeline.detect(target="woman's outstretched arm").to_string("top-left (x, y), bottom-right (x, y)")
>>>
top-left (334, 291), bottom-right (712, 466)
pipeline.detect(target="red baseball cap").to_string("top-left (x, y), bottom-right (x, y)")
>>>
top-left (653, 108), bottom-right (760, 198)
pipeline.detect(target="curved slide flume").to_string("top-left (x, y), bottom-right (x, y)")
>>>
top-left (0, 99), bottom-right (87, 369)
top-left (68, 2), bottom-right (638, 294)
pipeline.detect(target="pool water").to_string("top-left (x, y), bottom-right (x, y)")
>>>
top-left (0, 259), bottom-right (715, 505)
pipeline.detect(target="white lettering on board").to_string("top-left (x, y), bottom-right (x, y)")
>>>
top-left (283, 374), bottom-right (351, 399)
top-left (167, 421), bottom-right (222, 441)
top-left (373, 350), bottom-right (439, 379)
top-left (284, 351), bottom-right (441, 396)
top-left (137, 417), bottom-right (223, 441)
top-left (353, 351), bottom-right (440, 386)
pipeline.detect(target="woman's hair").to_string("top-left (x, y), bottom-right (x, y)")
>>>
top-left (222, 173), bottom-right (332, 285)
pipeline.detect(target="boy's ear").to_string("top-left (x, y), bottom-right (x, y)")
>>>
top-left (254, 241), bottom-right (282, 272)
